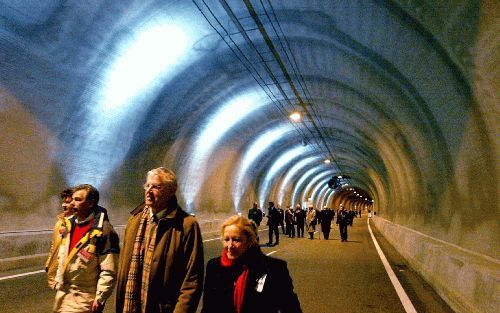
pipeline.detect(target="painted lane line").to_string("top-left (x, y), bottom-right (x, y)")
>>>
top-left (367, 218), bottom-right (418, 313)
top-left (0, 270), bottom-right (45, 281)
top-left (203, 237), bottom-right (221, 242)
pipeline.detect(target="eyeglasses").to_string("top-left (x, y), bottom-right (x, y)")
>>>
top-left (143, 183), bottom-right (165, 191)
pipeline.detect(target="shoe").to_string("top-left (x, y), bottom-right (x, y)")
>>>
top-left (274, 242), bottom-right (279, 246)
top-left (265, 242), bottom-right (272, 246)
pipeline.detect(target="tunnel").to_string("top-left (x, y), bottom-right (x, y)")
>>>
top-left (0, 1), bottom-right (498, 313)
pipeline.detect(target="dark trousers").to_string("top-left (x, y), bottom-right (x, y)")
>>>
top-left (296, 223), bottom-right (305, 237)
top-left (279, 221), bottom-right (285, 234)
top-left (268, 224), bottom-right (280, 244)
top-left (286, 224), bottom-right (295, 237)
top-left (339, 223), bottom-right (348, 241)
top-left (321, 224), bottom-right (331, 239)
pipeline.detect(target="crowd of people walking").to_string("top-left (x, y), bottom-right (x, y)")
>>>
top-left (247, 201), bottom-right (361, 245)
top-left (46, 167), bottom-right (308, 313)
top-left (45, 165), bottom-right (366, 312)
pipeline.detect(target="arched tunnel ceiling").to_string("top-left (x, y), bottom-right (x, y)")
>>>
top-left (1, 0), bottom-right (496, 258)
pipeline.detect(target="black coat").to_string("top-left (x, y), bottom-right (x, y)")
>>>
top-left (201, 247), bottom-right (302, 313)
top-left (267, 206), bottom-right (281, 226)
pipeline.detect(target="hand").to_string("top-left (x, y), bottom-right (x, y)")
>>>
top-left (92, 299), bottom-right (104, 313)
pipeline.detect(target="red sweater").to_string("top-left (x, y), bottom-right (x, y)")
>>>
top-left (69, 220), bottom-right (93, 252)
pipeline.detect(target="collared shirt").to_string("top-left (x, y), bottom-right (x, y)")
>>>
top-left (144, 206), bottom-right (176, 251)
top-left (75, 212), bottom-right (95, 225)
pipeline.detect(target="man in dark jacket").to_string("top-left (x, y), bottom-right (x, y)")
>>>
top-left (248, 202), bottom-right (263, 226)
top-left (337, 204), bottom-right (349, 242)
top-left (294, 204), bottom-right (305, 238)
top-left (319, 206), bottom-right (334, 240)
top-left (265, 202), bottom-right (280, 246)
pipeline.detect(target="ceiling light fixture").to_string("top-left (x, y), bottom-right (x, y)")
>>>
top-left (289, 111), bottom-right (302, 122)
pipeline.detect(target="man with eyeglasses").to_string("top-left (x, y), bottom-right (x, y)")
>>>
top-left (116, 167), bottom-right (204, 313)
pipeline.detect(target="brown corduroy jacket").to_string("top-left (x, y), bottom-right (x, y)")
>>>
top-left (116, 197), bottom-right (204, 313)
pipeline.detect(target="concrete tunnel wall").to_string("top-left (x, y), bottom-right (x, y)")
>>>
top-left (0, 1), bottom-right (498, 313)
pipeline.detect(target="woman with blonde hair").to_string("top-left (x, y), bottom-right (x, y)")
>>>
top-left (202, 215), bottom-right (302, 313)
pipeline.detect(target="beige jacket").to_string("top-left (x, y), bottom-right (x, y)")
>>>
top-left (116, 197), bottom-right (204, 313)
top-left (46, 213), bottom-right (66, 289)
top-left (53, 211), bottom-right (119, 313)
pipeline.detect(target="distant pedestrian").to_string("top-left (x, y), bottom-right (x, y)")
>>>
top-left (266, 201), bottom-right (280, 246)
top-left (294, 204), bottom-right (305, 238)
top-left (285, 206), bottom-right (295, 238)
top-left (305, 206), bottom-right (317, 239)
top-left (319, 206), bottom-right (334, 240)
top-left (337, 204), bottom-right (349, 242)
top-left (348, 209), bottom-right (356, 226)
top-left (277, 205), bottom-right (286, 234)
top-left (248, 202), bottom-right (263, 226)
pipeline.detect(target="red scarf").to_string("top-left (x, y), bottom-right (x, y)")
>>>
top-left (221, 250), bottom-right (249, 313)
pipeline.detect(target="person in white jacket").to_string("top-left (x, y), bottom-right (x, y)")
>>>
top-left (53, 184), bottom-right (119, 313)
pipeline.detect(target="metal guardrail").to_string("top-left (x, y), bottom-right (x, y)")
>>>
top-left (0, 225), bottom-right (127, 237)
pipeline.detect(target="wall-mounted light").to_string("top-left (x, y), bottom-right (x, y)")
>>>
top-left (324, 159), bottom-right (331, 164)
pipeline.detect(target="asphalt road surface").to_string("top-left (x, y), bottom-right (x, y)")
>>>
top-left (0, 216), bottom-right (454, 313)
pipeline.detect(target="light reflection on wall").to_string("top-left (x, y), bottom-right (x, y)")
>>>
top-left (314, 183), bottom-right (330, 209)
top-left (310, 178), bottom-right (330, 208)
top-left (64, 16), bottom-right (201, 187)
top-left (181, 90), bottom-right (267, 212)
top-left (277, 156), bottom-right (321, 206)
top-left (325, 189), bottom-right (336, 208)
top-left (291, 166), bottom-right (328, 206)
top-left (101, 24), bottom-right (187, 113)
top-left (232, 124), bottom-right (293, 210)
top-left (258, 145), bottom-right (309, 208)
top-left (300, 171), bottom-right (335, 208)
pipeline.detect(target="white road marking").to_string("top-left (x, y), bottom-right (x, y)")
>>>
top-left (367, 218), bottom-right (418, 313)
top-left (0, 270), bottom-right (45, 281)
top-left (203, 237), bottom-right (221, 242)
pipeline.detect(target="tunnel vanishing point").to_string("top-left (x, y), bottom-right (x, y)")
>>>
top-left (0, 1), bottom-right (498, 313)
